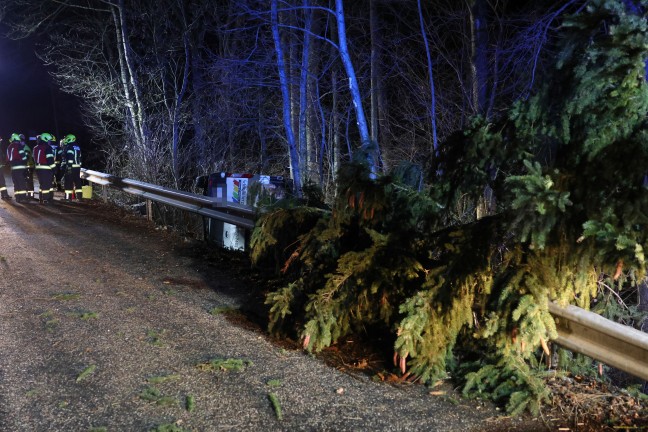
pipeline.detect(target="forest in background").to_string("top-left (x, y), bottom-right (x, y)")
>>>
top-left (1, 0), bottom-right (571, 195)
top-left (3, 0), bottom-right (648, 418)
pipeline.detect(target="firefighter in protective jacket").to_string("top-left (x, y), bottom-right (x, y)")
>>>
top-left (51, 138), bottom-right (64, 191)
top-left (61, 134), bottom-right (82, 200)
top-left (6, 133), bottom-right (28, 202)
top-left (0, 137), bottom-right (11, 199)
top-left (33, 133), bottom-right (56, 204)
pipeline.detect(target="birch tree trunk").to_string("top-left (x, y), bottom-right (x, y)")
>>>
top-left (111, 5), bottom-right (142, 152)
top-left (117, 0), bottom-right (147, 148)
top-left (334, 0), bottom-right (379, 177)
top-left (271, 0), bottom-right (303, 197)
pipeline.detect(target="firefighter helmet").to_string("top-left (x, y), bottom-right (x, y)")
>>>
top-left (10, 133), bottom-right (21, 142)
top-left (63, 134), bottom-right (76, 144)
top-left (39, 133), bottom-right (54, 142)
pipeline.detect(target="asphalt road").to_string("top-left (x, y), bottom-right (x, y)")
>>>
top-left (0, 174), bottom-right (546, 431)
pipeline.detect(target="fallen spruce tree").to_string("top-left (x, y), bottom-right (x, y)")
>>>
top-left (251, 0), bottom-right (648, 414)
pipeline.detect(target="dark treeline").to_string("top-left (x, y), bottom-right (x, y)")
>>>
top-left (1, 0), bottom-right (572, 195)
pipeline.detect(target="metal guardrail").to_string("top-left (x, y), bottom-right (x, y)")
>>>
top-left (81, 168), bottom-right (648, 382)
top-left (549, 302), bottom-right (648, 381)
top-left (81, 169), bottom-right (256, 229)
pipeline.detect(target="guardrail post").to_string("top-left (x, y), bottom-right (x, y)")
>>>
top-left (146, 199), bottom-right (153, 222)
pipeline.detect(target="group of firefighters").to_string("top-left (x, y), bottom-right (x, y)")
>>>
top-left (0, 132), bottom-right (82, 204)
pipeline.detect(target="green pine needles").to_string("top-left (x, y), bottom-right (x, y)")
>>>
top-left (252, 0), bottom-right (648, 415)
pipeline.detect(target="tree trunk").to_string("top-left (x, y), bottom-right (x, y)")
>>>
top-left (111, 5), bottom-right (142, 152)
top-left (332, 70), bottom-right (341, 184)
top-left (258, 100), bottom-right (268, 172)
top-left (299, 0), bottom-right (313, 181)
top-left (288, 7), bottom-right (300, 176)
top-left (417, 0), bottom-right (439, 154)
top-left (369, 0), bottom-right (380, 149)
top-left (314, 79), bottom-right (326, 184)
top-left (271, 0), bottom-right (303, 198)
top-left (471, 0), bottom-right (489, 115)
top-left (171, 30), bottom-right (190, 184)
top-left (117, 0), bottom-right (147, 150)
top-left (308, 5), bottom-right (325, 184)
top-left (334, 0), bottom-right (379, 178)
top-left (329, 7), bottom-right (341, 184)
top-left (189, 20), bottom-right (207, 171)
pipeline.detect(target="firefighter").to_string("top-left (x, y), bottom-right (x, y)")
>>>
top-left (33, 133), bottom-right (56, 204)
top-left (23, 134), bottom-right (35, 199)
top-left (0, 136), bottom-right (11, 199)
top-left (51, 138), bottom-right (64, 191)
top-left (61, 134), bottom-right (82, 201)
top-left (6, 133), bottom-right (28, 203)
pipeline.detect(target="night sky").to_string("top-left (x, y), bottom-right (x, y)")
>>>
top-left (0, 25), bottom-right (85, 144)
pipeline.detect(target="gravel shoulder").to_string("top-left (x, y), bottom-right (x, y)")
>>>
top-left (0, 190), bottom-right (551, 431)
